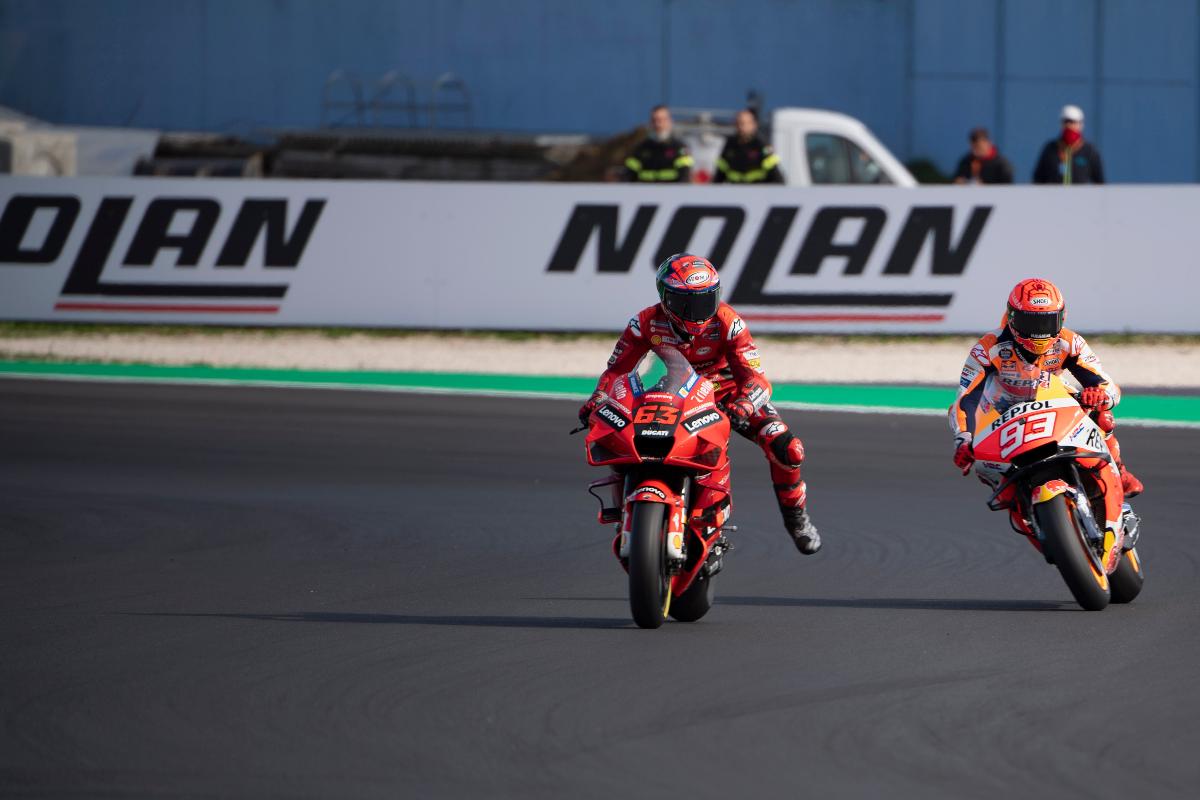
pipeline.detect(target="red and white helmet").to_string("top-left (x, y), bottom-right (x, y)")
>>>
top-left (655, 253), bottom-right (721, 337)
top-left (1006, 278), bottom-right (1065, 356)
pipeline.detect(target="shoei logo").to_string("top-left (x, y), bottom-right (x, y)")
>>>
top-left (684, 271), bottom-right (710, 285)
top-left (0, 193), bottom-right (325, 315)
top-left (544, 202), bottom-right (992, 316)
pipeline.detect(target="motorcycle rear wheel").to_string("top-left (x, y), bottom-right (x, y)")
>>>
top-left (669, 572), bottom-right (714, 622)
top-left (1035, 494), bottom-right (1110, 611)
top-left (1109, 547), bottom-right (1145, 604)
top-left (628, 501), bottom-right (668, 629)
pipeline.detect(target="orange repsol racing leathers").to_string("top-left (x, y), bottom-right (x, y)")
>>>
top-left (591, 303), bottom-right (809, 514)
top-left (949, 325), bottom-right (1141, 496)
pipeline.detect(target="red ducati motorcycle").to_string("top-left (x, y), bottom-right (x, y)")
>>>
top-left (578, 347), bottom-right (734, 629)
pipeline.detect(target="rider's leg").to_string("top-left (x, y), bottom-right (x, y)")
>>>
top-left (1096, 410), bottom-right (1143, 497)
top-left (737, 404), bottom-right (820, 555)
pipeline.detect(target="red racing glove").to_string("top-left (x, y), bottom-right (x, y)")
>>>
top-left (722, 397), bottom-right (755, 433)
top-left (953, 434), bottom-right (974, 475)
top-left (578, 392), bottom-right (602, 426)
top-left (1079, 386), bottom-right (1110, 410)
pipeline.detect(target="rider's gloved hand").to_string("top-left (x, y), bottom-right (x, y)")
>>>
top-left (1079, 386), bottom-right (1111, 410)
top-left (953, 433), bottom-right (975, 475)
top-left (578, 392), bottom-right (602, 426)
top-left (722, 397), bottom-right (755, 433)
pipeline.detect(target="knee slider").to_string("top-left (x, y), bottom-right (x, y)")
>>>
top-left (769, 431), bottom-right (805, 467)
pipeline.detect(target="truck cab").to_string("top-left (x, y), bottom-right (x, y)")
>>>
top-left (769, 107), bottom-right (916, 187)
top-left (673, 106), bottom-right (916, 187)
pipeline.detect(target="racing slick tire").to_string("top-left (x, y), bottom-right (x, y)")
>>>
top-left (628, 501), bottom-right (668, 629)
top-left (1109, 548), bottom-right (1145, 604)
top-left (668, 572), bottom-right (715, 623)
top-left (1035, 494), bottom-right (1111, 611)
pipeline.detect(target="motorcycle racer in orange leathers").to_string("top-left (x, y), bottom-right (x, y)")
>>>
top-left (580, 253), bottom-right (820, 554)
top-left (949, 277), bottom-right (1143, 497)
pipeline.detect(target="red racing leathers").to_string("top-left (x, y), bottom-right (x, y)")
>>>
top-left (589, 303), bottom-right (808, 512)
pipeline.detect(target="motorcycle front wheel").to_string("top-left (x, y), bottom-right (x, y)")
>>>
top-left (628, 501), bottom-right (668, 629)
top-left (1035, 493), bottom-right (1110, 611)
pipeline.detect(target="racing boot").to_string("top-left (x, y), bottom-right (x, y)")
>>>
top-left (1105, 431), bottom-right (1143, 498)
top-left (782, 505), bottom-right (821, 555)
top-left (1120, 467), bottom-right (1144, 498)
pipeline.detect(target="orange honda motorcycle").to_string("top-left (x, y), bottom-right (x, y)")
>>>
top-left (970, 373), bottom-right (1144, 610)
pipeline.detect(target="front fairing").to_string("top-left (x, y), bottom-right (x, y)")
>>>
top-left (972, 373), bottom-right (1107, 464)
top-left (585, 346), bottom-right (729, 469)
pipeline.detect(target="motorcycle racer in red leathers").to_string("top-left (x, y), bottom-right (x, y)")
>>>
top-left (949, 277), bottom-right (1143, 496)
top-left (580, 253), bottom-right (820, 554)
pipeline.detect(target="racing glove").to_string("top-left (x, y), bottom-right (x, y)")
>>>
top-left (953, 433), bottom-right (974, 475)
top-left (578, 392), bottom-right (602, 426)
top-left (721, 397), bottom-right (756, 434)
top-left (1079, 386), bottom-right (1111, 410)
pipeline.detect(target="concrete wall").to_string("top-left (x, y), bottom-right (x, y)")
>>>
top-left (1, 0), bottom-right (1195, 181)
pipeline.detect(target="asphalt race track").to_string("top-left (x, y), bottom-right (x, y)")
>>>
top-left (2, 379), bottom-right (1198, 798)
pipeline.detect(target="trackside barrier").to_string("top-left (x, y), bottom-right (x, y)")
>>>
top-left (1, 179), bottom-right (1196, 332)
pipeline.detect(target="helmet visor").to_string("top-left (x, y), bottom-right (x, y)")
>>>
top-left (1010, 308), bottom-right (1064, 340)
top-left (662, 286), bottom-right (720, 323)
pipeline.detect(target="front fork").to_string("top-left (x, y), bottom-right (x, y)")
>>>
top-left (615, 474), bottom-right (691, 562)
top-left (1027, 466), bottom-right (1130, 573)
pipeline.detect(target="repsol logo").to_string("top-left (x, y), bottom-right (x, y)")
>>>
top-left (990, 399), bottom-right (1054, 430)
top-left (545, 203), bottom-right (991, 308)
top-left (0, 194), bottom-right (325, 310)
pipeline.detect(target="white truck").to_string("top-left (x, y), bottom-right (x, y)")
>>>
top-left (672, 106), bottom-right (917, 187)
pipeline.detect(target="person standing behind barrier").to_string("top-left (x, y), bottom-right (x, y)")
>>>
top-left (953, 127), bottom-right (1013, 184)
top-left (1033, 105), bottom-right (1104, 184)
top-left (621, 105), bottom-right (694, 183)
top-left (713, 108), bottom-right (784, 184)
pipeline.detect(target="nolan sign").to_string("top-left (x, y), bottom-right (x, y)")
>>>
top-left (0, 191), bottom-right (324, 314)
top-left (546, 202), bottom-right (991, 316)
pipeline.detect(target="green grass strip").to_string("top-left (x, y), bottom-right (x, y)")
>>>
top-left (2, 360), bottom-right (1198, 425)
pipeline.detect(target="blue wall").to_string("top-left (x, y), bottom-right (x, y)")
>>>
top-left (1, 0), bottom-right (1195, 181)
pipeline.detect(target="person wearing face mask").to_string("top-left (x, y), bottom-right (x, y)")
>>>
top-left (713, 108), bottom-right (784, 184)
top-left (620, 105), bottom-right (694, 183)
top-left (1033, 105), bottom-right (1105, 184)
top-left (953, 127), bottom-right (1014, 184)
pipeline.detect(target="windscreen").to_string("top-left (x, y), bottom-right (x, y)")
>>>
top-left (983, 370), bottom-right (1041, 415)
top-left (636, 345), bottom-right (698, 397)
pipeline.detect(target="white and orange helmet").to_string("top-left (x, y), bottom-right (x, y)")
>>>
top-left (1006, 278), bottom-right (1065, 355)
